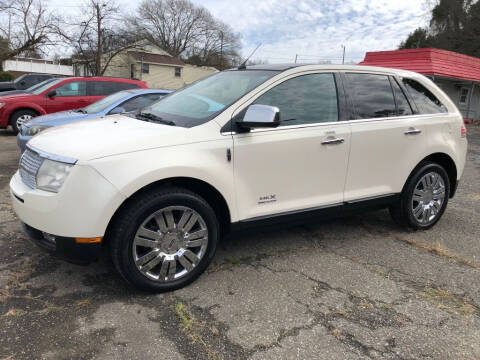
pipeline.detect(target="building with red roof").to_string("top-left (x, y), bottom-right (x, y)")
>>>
top-left (360, 48), bottom-right (480, 121)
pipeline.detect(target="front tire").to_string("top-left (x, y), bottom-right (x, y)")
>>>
top-left (110, 187), bottom-right (220, 292)
top-left (389, 162), bottom-right (450, 230)
top-left (10, 109), bottom-right (37, 134)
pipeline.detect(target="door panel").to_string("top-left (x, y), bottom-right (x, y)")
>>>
top-left (44, 81), bottom-right (88, 113)
top-left (234, 124), bottom-right (351, 220)
top-left (343, 72), bottom-right (427, 201)
top-left (344, 117), bottom-right (427, 201)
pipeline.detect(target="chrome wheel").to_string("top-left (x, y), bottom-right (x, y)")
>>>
top-left (411, 171), bottom-right (446, 224)
top-left (132, 206), bottom-right (209, 282)
top-left (16, 114), bottom-right (33, 129)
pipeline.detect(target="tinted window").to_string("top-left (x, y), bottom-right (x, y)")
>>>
top-left (55, 81), bottom-right (87, 97)
top-left (390, 77), bottom-right (413, 116)
top-left (402, 78), bottom-right (447, 114)
top-left (253, 73), bottom-right (338, 126)
top-left (347, 73), bottom-right (396, 119)
top-left (89, 81), bottom-right (139, 96)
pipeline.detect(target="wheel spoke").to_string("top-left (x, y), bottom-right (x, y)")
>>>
top-left (421, 208), bottom-right (429, 223)
top-left (413, 189), bottom-right (424, 202)
top-left (178, 254), bottom-right (194, 271)
top-left (177, 210), bottom-right (192, 231)
top-left (413, 204), bottom-right (423, 218)
top-left (141, 254), bottom-right (163, 272)
top-left (164, 209), bottom-right (175, 230)
top-left (183, 249), bottom-right (200, 266)
top-left (186, 237), bottom-right (207, 248)
top-left (134, 236), bottom-right (158, 248)
top-left (183, 214), bottom-right (199, 233)
top-left (159, 258), bottom-right (169, 279)
top-left (167, 260), bottom-right (176, 280)
top-left (136, 250), bottom-right (158, 267)
top-left (136, 227), bottom-right (161, 241)
top-left (154, 214), bottom-right (168, 233)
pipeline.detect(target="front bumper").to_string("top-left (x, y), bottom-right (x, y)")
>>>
top-left (10, 165), bottom-right (126, 238)
top-left (21, 222), bottom-right (101, 263)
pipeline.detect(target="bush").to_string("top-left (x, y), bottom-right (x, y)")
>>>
top-left (0, 71), bottom-right (14, 81)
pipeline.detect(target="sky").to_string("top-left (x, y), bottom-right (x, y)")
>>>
top-left (47, 0), bottom-right (430, 64)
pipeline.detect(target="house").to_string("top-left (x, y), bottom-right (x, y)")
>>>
top-left (359, 48), bottom-right (480, 122)
top-left (74, 43), bottom-right (218, 90)
top-left (2, 57), bottom-right (73, 78)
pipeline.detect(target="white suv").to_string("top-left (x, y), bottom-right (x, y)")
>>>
top-left (10, 65), bottom-right (468, 291)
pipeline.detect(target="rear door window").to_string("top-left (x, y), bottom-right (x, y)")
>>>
top-left (402, 78), bottom-right (447, 114)
top-left (88, 81), bottom-right (139, 96)
top-left (390, 77), bottom-right (413, 116)
top-left (346, 73), bottom-right (397, 119)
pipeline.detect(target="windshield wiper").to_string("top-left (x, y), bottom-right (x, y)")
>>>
top-left (136, 112), bottom-right (176, 126)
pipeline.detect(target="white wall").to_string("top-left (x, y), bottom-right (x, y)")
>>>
top-left (3, 59), bottom-right (73, 76)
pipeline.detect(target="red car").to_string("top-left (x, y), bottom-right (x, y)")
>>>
top-left (0, 77), bottom-right (148, 133)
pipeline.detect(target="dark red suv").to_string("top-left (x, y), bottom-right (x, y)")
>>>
top-left (0, 77), bottom-right (148, 133)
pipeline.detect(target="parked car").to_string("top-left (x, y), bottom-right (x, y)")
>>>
top-left (0, 73), bottom-right (59, 92)
top-left (17, 89), bottom-right (172, 152)
top-left (0, 77), bottom-right (148, 133)
top-left (10, 64), bottom-right (467, 292)
top-left (0, 78), bottom-right (58, 97)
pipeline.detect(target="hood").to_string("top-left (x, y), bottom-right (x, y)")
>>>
top-left (0, 93), bottom-right (40, 102)
top-left (0, 81), bottom-right (16, 91)
top-left (23, 110), bottom-right (92, 128)
top-left (0, 89), bottom-right (27, 97)
top-left (28, 114), bottom-right (219, 161)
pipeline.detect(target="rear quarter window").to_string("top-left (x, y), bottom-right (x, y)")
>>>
top-left (402, 78), bottom-right (447, 114)
top-left (88, 81), bottom-right (140, 96)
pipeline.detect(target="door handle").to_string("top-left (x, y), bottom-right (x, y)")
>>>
top-left (404, 128), bottom-right (422, 135)
top-left (321, 137), bottom-right (345, 145)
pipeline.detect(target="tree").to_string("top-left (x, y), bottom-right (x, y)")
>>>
top-left (399, 28), bottom-right (431, 49)
top-left (133, 0), bottom-right (241, 69)
top-left (399, 0), bottom-right (480, 57)
top-left (0, 0), bottom-right (57, 63)
top-left (54, 0), bottom-right (141, 76)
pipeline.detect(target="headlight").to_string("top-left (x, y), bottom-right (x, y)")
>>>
top-left (36, 159), bottom-right (73, 193)
top-left (26, 125), bottom-right (49, 136)
top-left (0, 102), bottom-right (5, 109)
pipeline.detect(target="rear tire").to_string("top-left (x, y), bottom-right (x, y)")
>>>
top-left (389, 162), bottom-right (450, 230)
top-left (10, 109), bottom-right (37, 134)
top-left (110, 187), bottom-right (220, 292)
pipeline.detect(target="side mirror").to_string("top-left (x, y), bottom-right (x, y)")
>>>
top-left (236, 104), bottom-right (280, 130)
top-left (109, 106), bottom-right (126, 115)
top-left (46, 90), bottom-right (56, 98)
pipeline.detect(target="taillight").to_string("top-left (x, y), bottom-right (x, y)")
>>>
top-left (461, 124), bottom-right (467, 138)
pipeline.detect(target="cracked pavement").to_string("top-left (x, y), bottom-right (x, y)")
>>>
top-left (1, 125), bottom-right (480, 360)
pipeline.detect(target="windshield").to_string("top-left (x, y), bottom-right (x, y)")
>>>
top-left (142, 70), bottom-right (279, 127)
top-left (26, 79), bottom-right (56, 92)
top-left (32, 79), bottom-right (63, 95)
top-left (83, 91), bottom-right (131, 114)
top-left (13, 75), bottom-right (26, 84)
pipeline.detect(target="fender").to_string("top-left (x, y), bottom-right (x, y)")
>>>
top-left (6, 102), bottom-right (47, 119)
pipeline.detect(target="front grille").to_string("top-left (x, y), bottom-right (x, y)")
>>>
top-left (19, 148), bottom-right (44, 189)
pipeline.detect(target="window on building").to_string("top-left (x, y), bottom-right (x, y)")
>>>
top-left (130, 64), bottom-right (135, 79)
top-left (460, 87), bottom-right (470, 104)
top-left (142, 63), bottom-right (149, 74)
top-left (175, 67), bottom-right (182, 77)
top-left (346, 73), bottom-right (397, 119)
top-left (402, 78), bottom-right (447, 114)
top-left (253, 73), bottom-right (338, 126)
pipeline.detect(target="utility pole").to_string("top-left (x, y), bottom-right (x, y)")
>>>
top-left (219, 31), bottom-right (224, 70)
top-left (295, 54), bottom-right (298, 63)
top-left (341, 45), bottom-right (346, 65)
top-left (7, 13), bottom-right (11, 45)
top-left (96, 2), bottom-right (103, 76)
